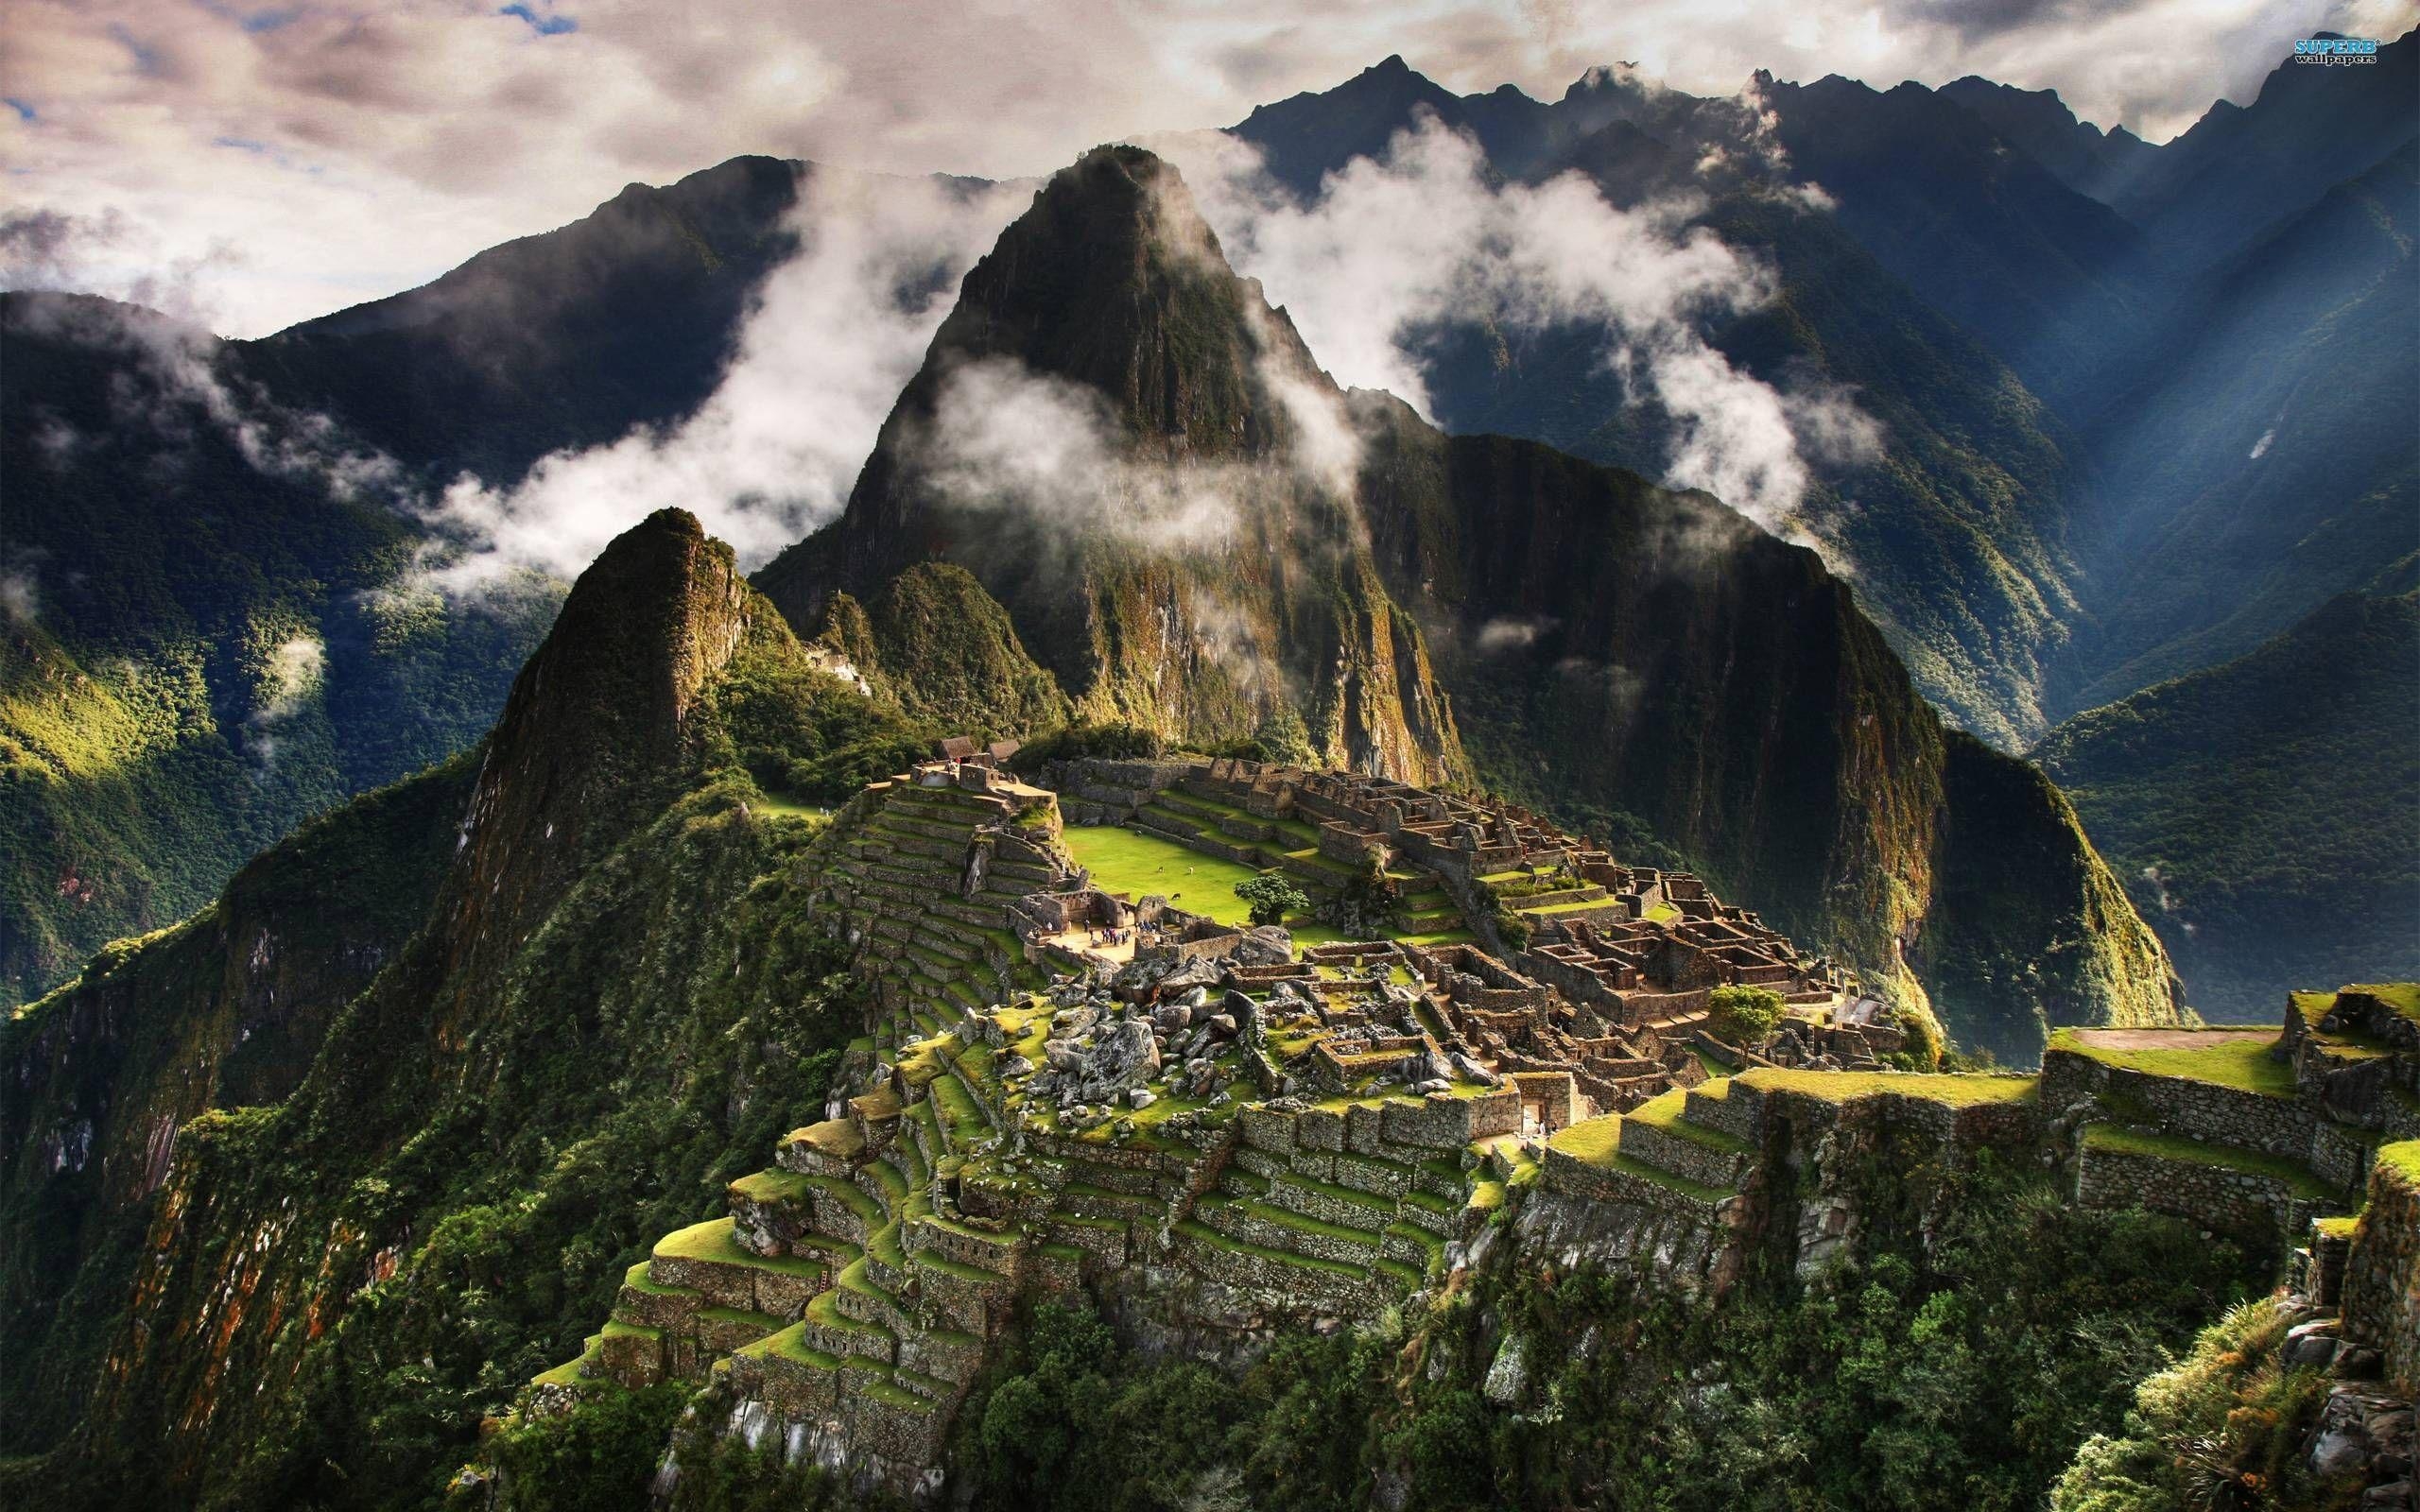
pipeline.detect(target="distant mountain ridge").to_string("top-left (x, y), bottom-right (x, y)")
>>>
top-left (8, 34), bottom-right (2406, 1029)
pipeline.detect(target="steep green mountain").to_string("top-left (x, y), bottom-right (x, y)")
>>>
top-left (756, 146), bottom-right (1469, 784)
top-left (0, 509), bottom-right (2273, 1512)
top-left (0, 293), bottom-right (553, 1010)
top-left (1, 509), bottom-right (908, 1503)
top-left (2038, 586), bottom-right (2420, 1020)
top-left (821, 563), bottom-right (1071, 735)
top-left (2051, 138), bottom-right (2420, 714)
top-left (761, 146), bottom-right (2174, 1059)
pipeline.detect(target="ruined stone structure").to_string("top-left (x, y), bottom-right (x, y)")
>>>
top-left (520, 745), bottom-right (2418, 1501)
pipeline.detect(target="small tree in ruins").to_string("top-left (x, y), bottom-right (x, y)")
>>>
top-left (1235, 872), bottom-right (1310, 928)
top-left (1705, 984), bottom-right (1785, 1045)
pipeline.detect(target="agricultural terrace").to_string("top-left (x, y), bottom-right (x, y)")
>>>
top-left (2045, 1026), bottom-right (2296, 1096)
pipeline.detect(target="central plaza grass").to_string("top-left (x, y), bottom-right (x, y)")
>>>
top-left (1061, 825), bottom-right (1347, 942)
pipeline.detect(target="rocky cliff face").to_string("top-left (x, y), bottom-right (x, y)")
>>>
top-left (0, 509), bottom-right (867, 1504)
top-left (0, 759), bottom-right (474, 1453)
top-left (755, 146), bottom-right (1469, 784)
top-left (1349, 406), bottom-right (2179, 1057)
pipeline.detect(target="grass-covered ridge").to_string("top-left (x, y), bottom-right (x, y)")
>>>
top-left (2045, 1027), bottom-right (2297, 1096)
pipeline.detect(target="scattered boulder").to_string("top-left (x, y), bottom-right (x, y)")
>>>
top-left (1483, 1334), bottom-right (1530, 1406)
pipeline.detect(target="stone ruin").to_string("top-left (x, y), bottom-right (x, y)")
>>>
top-left (511, 743), bottom-right (2416, 1504)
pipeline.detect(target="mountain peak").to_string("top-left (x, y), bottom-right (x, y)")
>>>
top-left (754, 145), bottom-right (1466, 783)
top-left (906, 144), bottom-right (1319, 460)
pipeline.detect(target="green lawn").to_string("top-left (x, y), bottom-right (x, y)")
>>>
top-left (2047, 1028), bottom-right (2296, 1097)
top-left (2377, 1140), bottom-right (2420, 1185)
top-left (1624, 1088), bottom-right (1750, 1152)
top-left (750, 795), bottom-right (830, 824)
top-left (2347, 983), bottom-right (2420, 1022)
top-left (1061, 825), bottom-right (1345, 942)
top-left (1736, 1069), bottom-right (2039, 1108)
top-left (1547, 1115), bottom-right (1622, 1167)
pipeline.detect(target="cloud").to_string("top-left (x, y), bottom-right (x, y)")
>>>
top-left (1476, 615), bottom-right (1552, 652)
top-left (243, 632), bottom-right (323, 765)
top-left (913, 356), bottom-right (1260, 554)
top-left (9, 0), bottom-right (2393, 337)
top-left (0, 561), bottom-right (40, 624)
top-left (1163, 116), bottom-right (1878, 535)
top-left (10, 292), bottom-right (403, 504)
top-left (413, 170), bottom-right (1028, 588)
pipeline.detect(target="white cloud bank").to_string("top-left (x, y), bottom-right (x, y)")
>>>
top-left (5, 0), bottom-right (2406, 336)
top-left (1165, 117), bottom-right (1881, 535)
top-left (413, 172), bottom-right (1028, 587)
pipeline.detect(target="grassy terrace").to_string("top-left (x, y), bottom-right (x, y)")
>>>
top-left (1199, 1192), bottom-right (1383, 1247)
top-left (652, 1218), bottom-right (828, 1277)
top-left (1547, 1116), bottom-right (1736, 1202)
top-left (1625, 1087), bottom-right (1749, 1152)
top-left (729, 1168), bottom-right (812, 1205)
top-left (2378, 1140), bottom-right (2420, 1184)
top-left (928, 1073), bottom-right (992, 1146)
top-left (2047, 1028), bottom-right (2296, 1096)
top-left (1278, 1171), bottom-right (1399, 1219)
top-left (1173, 1218), bottom-right (1369, 1280)
top-left (2083, 1125), bottom-right (2338, 1200)
top-left (802, 1174), bottom-right (884, 1226)
top-left (530, 1344), bottom-right (599, 1389)
top-left (621, 1259), bottom-right (698, 1297)
top-left (1736, 1069), bottom-right (2039, 1107)
top-left (743, 1322), bottom-right (846, 1371)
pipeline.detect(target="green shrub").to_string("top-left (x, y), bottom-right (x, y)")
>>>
top-left (1236, 873), bottom-right (1310, 928)
top-left (1705, 984), bottom-right (1784, 1045)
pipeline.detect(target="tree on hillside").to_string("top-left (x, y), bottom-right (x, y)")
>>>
top-left (1706, 984), bottom-right (1785, 1045)
top-left (1235, 873), bottom-right (1310, 928)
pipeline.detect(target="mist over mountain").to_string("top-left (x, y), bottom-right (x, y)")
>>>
top-left (3, 29), bottom-right (2417, 1512)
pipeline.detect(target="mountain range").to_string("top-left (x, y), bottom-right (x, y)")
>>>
top-left (4, 39), bottom-right (2411, 1037)
top-left (2, 31), bottom-right (2416, 1511)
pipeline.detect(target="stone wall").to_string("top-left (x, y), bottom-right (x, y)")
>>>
top-left (2340, 1148), bottom-right (2419, 1397)
top-left (1618, 1121), bottom-right (1749, 1190)
top-left (2042, 1047), bottom-right (2316, 1160)
top-left (2074, 1143), bottom-right (2320, 1244)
